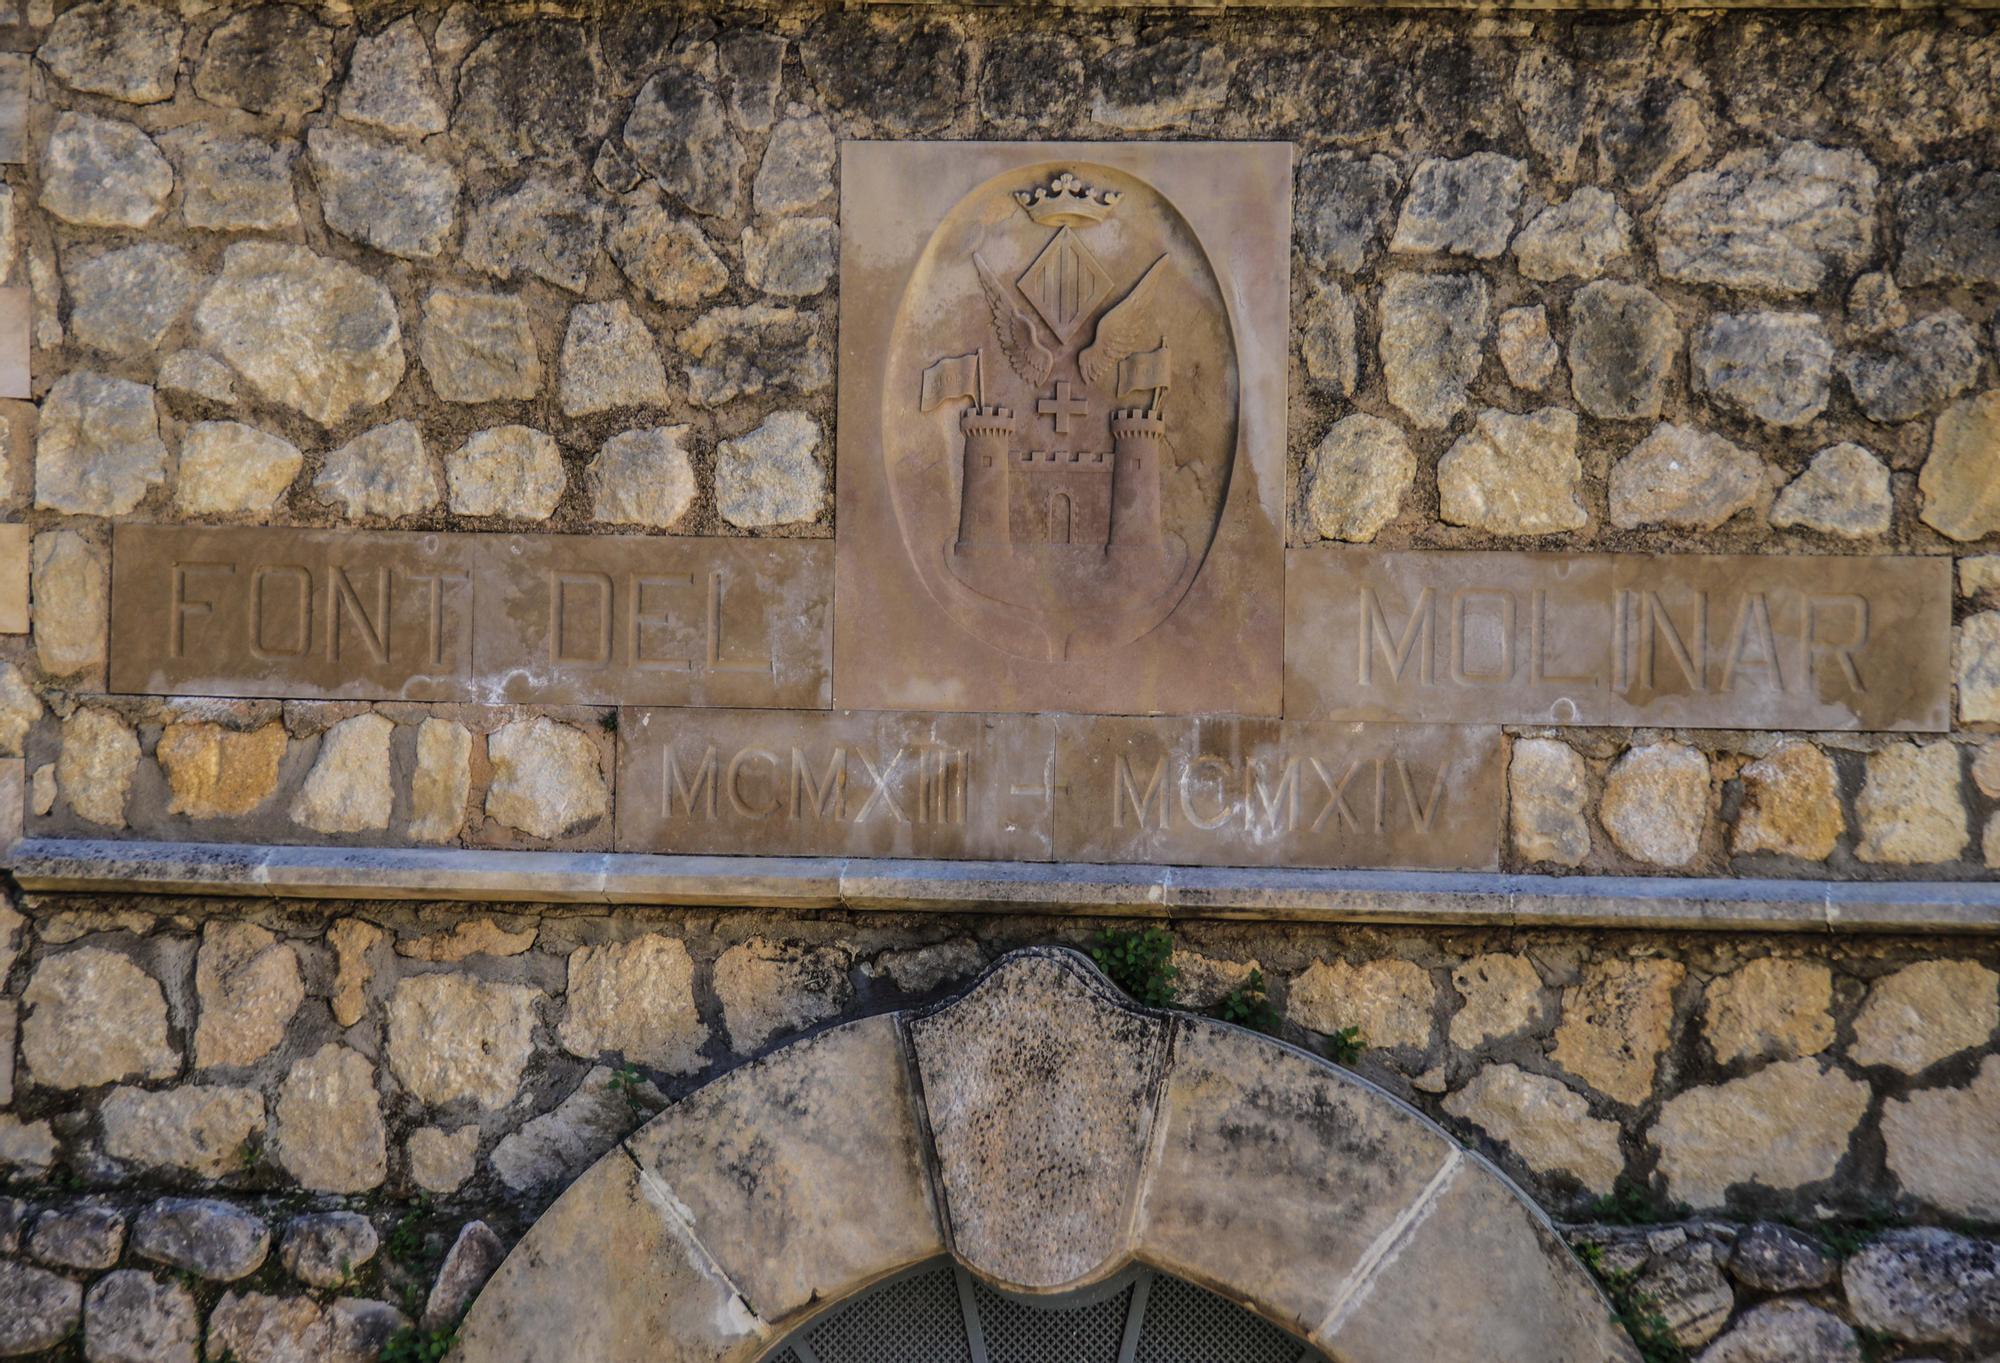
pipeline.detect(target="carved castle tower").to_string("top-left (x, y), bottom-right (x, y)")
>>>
top-left (1109, 410), bottom-right (1165, 548)
top-left (956, 405), bottom-right (1014, 548)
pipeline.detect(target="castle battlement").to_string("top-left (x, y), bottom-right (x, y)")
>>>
top-left (960, 405), bottom-right (1016, 439)
top-left (1022, 450), bottom-right (1112, 468)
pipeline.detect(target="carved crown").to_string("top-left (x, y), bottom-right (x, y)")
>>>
top-left (1015, 172), bottom-right (1121, 227)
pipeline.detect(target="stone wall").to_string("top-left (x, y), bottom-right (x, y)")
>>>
top-left (0, 0), bottom-right (1994, 875)
top-left (3, 897), bottom-right (2000, 1354)
top-left (5, 1), bottom-right (2000, 1359)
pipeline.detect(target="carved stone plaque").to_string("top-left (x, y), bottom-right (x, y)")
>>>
top-left (616, 709), bottom-right (1501, 871)
top-left (108, 524), bottom-right (831, 708)
top-left (616, 708), bottom-right (1057, 860)
top-left (835, 142), bottom-right (1291, 715)
top-left (1286, 548), bottom-right (1953, 731)
top-left (1053, 717), bottom-right (1503, 871)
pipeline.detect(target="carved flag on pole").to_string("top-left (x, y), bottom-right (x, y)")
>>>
top-left (920, 352), bottom-right (982, 411)
top-left (1118, 343), bottom-right (1171, 414)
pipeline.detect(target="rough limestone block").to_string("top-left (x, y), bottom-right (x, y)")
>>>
top-left (1880, 1053), bottom-right (2000, 1220)
top-left (21, 945), bottom-right (178, 1088)
top-left (387, 973), bottom-right (541, 1111)
top-left (0, 522), bottom-right (24, 633)
top-left (1648, 1060), bottom-right (1870, 1208)
top-left (1702, 958), bottom-right (1835, 1065)
top-left (1442, 1063), bottom-right (1623, 1196)
top-left (193, 920), bottom-right (303, 1070)
top-left (489, 1065), bottom-right (654, 1195)
top-left (1306, 414), bottom-right (1411, 543)
top-left (81, 1270), bottom-right (196, 1362)
top-left (0, 1258), bottom-right (81, 1354)
top-left (558, 935), bottom-right (708, 1074)
top-left (99, 1085), bottom-right (264, 1178)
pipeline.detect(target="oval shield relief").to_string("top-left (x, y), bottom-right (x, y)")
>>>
top-left (883, 164), bottom-right (1241, 662)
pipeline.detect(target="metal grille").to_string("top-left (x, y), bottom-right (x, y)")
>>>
top-left (973, 1278), bottom-right (1133, 1363)
top-left (767, 1260), bottom-right (1320, 1363)
top-left (807, 1264), bottom-right (971, 1363)
top-left (1135, 1272), bottom-right (1303, 1363)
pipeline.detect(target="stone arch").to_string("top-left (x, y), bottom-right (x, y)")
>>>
top-left (454, 948), bottom-right (1638, 1363)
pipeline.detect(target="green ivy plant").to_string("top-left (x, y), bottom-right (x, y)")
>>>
top-left (1817, 1206), bottom-right (1898, 1260)
top-left (1322, 1025), bottom-right (1365, 1064)
top-left (1090, 927), bottom-right (1178, 1007)
top-left (381, 1326), bottom-right (459, 1363)
top-left (384, 1197), bottom-right (436, 1270)
top-left (1215, 968), bottom-right (1280, 1033)
top-left (608, 1063), bottom-right (649, 1119)
top-left (1575, 1242), bottom-right (1687, 1363)
top-left (1587, 1179), bottom-right (1688, 1227)
top-left (1856, 1325), bottom-right (1899, 1363)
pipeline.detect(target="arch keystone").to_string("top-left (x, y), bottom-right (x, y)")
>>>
top-left (909, 947), bottom-right (1167, 1293)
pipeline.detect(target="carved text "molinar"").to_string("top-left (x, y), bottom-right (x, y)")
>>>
top-left (1286, 549), bottom-right (1951, 731)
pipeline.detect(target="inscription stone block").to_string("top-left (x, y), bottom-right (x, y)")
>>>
top-left (618, 709), bottom-right (1502, 871)
top-left (108, 524), bottom-right (831, 708)
top-left (1285, 548), bottom-right (1952, 732)
top-left (835, 142), bottom-right (1291, 716)
top-left (617, 708), bottom-right (1057, 861)
top-left (1054, 716), bottom-right (1503, 871)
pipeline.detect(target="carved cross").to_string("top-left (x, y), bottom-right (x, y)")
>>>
top-left (1009, 753), bottom-right (1070, 805)
top-left (1037, 381), bottom-right (1089, 436)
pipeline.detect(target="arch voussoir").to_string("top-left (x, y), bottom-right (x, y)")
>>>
top-left (1131, 1016), bottom-right (1462, 1337)
top-left (625, 1013), bottom-right (944, 1324)
top-left (454, 1013), bottom-right (942, 1363)
top-left (451, 1148), bottom-right (768, 1363)
top-left (1310, 1150), bottom-right (1637, 1363)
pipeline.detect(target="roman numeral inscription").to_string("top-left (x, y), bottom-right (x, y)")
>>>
top-left (617, 709), bottom-right (1059, 861)
top-left (619, 709), bottom-right (1502, 870)
top-left (1053, 716), bottom-right (1502, 870)
top-left (107, 525), bottom-right (831, 708)
top-left (1285, 548), bottom-right (1952, 732)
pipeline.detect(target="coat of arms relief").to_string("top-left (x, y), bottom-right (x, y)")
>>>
top-left (888, 164), bottom-right (1241, 662)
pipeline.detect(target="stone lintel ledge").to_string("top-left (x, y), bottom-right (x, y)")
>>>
top-left (454, 948), bottom-right (1640, 1363)
top-left (8, 837), bottom-right (2000, 933)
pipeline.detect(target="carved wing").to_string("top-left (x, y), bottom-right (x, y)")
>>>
top-left (1079, 255), bottom-right (1170, 388)
top-left (972, 252), bottom-right (1054, 387)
